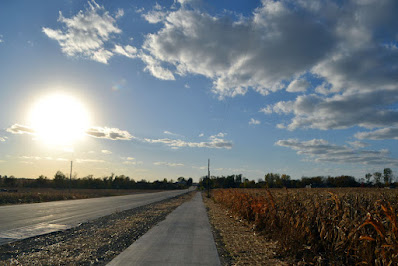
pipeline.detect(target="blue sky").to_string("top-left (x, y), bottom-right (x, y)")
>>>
top-left (1, 0), bottom-right (398, 182)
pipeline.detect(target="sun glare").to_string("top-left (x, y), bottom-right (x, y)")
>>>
top-left (29, 93), bottom-right (91, 146)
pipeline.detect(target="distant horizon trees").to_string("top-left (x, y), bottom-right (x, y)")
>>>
top-left (199, 168), bottom-right (396, 189)
top-left (364, 168), bottom-right (394, 187)
top-left (0, 171), bottom-right (193, 190)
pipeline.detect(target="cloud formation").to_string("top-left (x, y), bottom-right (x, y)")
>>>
top-left (141, 0), bottom-right (398, 133)
top-left (123, 160), bottom-right (143, 165)
top-left (42, 0), bottom-right (136, 64)
top-left (101, 149), bottom-right (112, 154)
top-left (86, 126), bottom-right (134, 140)
top-left (276, 139), bottom-right (398, 167)
top-left (286, 78), bottom-right (310, 93)
top-left (7, 124), bottom-right (36, 135)
top-left (144, 133), bottom-right (232, 149)
top-left (355, 128), bottom-right (398, 140)
top-left (141, 0), bottom-right (336, 97)
top-left (19, 156), bottom-right (68, 162)
top-left (249, 118), bottom-right (260, 125)
top-left (265, 90), bottom-right (398, 130)
top-left (76, 158), bottom-right (105, 163)
top-left (153, 161), bottom-right (184, 167)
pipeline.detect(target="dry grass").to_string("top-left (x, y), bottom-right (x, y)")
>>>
top-left (204, 193), bottom-right (287, 265)
top-left (0, 188), bottom-right (163, 205)
top-left (212, 188), bottom-right (398, 265)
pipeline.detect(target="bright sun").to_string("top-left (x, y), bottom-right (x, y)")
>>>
top-left (29, 93), bottom-right (91, 146)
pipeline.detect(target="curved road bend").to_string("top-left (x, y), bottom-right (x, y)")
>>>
top-left (0, 188), bottom-right (191, 245)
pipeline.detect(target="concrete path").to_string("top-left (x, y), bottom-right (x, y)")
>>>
top-left (0, 189), bottom-right (192, 245)
top-left (108, 192), bottom-right (221, 266)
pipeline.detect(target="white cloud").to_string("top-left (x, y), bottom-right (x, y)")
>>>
top-left (139, 52), bottom-right (175, 80)
top-left (113, 44), bottom-right (137, 59)
top-left (249, 118), bottom-right (260, 125)
top-left (286, 78), bottom-right (310, 93)
top-left (163, 130), bottom-right (182, 137)
top-left (18, 156), bottom-right (69, 162)
top-left (0, 136), bottom-right (7, 142)
top-left (144, 133), bottom-right (232, 149)
top-left (198, 133), bottom-right (204, 137)
top-left (101, 149), bottom-right (112, 154)
top-left (141, 1), bottom-right (336, 98)
top-left (142, 9), bottom-right (167, 24)
top-left (259, 106), bottom-right (273, 114)
top-left (20, 156), bottom-right (42, 161)
top-left (7, 124), bottom-right (36, 135)
top-left (276, 138), bottom-right (398, 167)
top-left (0, 34), bottom-right (3, 43)
top-left (126, 157), bottom-right (135, 160)
top-left (260, 101), bottom-right (294, 115)
top-left (86, 126), bottom-right (134, 140)
top-left (271, 90), bottom-right (398, 130)
top-left (42, 0), bottom-right (137, 64)
top-left (139, 0), bottom-right (398, 132)
top-left (123, 160), bottom-right (143, 165)
top-left (355, 128), bottom-right (398, 140)
top-left (76, 158), bottom-right (105, 163)
top-left (115, 8), bottom-right (124, 18)
top-left (153, 161), bottom-right (184, 167)
top-left (213, 132), bottom-right (226, 138)
top-left (347, 141), bottom-right (369, 148)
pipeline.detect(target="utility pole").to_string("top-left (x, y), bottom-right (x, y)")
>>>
top-left (207, 158), bottom-right (210, 198)
top-left (69, 160), bottom-right (73, 192)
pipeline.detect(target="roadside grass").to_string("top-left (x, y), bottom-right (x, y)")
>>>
top-left (0, 188), bottom-right (163, 205)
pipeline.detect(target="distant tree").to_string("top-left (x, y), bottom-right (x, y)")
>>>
top-left (54, 171), bottom-right (67, 188)
top-left (383, 168), bottom-right (393, 186)
top-left (281, 174), bottom-right (291, 187)
top-left (235, 174), bottom-right (242, 185)
top-left (373, 172), bottom-right (382, 186)
top-left (36, 175), bottom-right (48, 187)
top-left (3, 175), bottom-right (16, 187)
top-left (365, 173), bottom-right (372, 184)
top-left (187, 177), bottom-right (193, 186)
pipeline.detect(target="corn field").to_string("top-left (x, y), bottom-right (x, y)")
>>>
top-left (212, 188), bottom-right (398, 265)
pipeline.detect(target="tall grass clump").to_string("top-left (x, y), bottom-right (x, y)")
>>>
top-left (212, 188), bottom-right (398, 265)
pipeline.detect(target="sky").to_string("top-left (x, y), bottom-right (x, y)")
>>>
top-left (1, 0), bottom-right (398, 182)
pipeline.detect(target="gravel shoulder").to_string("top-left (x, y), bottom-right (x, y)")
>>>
top-left (203, 193), bottom-right (288, 265)
top-left (0, 191), bottom-right (195, 265)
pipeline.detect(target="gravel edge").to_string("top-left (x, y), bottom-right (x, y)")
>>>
top-left (0, 191), bottom-right (195, 265)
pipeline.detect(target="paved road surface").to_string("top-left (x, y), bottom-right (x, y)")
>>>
top-left (0, 188), bottom-right (191, 245)
top-left (108, 192), bottom-right (220, 266)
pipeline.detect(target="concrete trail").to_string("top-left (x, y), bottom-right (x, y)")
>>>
top-left (108, 192), bottom-right (221, 266)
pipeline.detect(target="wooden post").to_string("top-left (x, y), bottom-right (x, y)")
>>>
top-left (69, 160), bottom-right (73, 191)
top-left (207, 159), bottom-right (210, 198)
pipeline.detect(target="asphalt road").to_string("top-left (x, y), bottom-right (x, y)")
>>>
top-left (0, 188), bottom-right (191, 245)
top-left (108, 192), bottom-right (221, 266)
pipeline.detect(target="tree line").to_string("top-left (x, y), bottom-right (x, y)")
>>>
top-left (199, 168), bottom-right (395, 189)
top-left (0, 171), bottom-right (193, 190)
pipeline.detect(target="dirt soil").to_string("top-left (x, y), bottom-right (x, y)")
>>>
top-left (0, 191), bottom-right (195, 265)
top-left (203, 193), bottom-right (288, 265)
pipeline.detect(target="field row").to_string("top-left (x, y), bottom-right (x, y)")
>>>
top-left (212, 188), bottom-right (398, 265)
